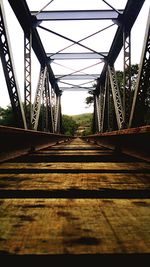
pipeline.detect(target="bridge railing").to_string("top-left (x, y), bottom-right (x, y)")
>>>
top-left (81, 125), bottom-right (150, 162)
top-left (0, 125), bottom-right (72, 162)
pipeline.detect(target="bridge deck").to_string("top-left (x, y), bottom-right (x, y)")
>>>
top-left (0, 138), bottom-right (150, 255)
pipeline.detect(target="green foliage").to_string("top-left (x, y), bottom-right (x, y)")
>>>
top-left (0, 105), bottom-right (92, 136)
top-left (85, 96), bottom-right (94, 106)
top-left (85, 64), bottom-right (139, 107)
top-left (0, 106), bottom-right (16, 127)
top-left (61, 115), bottom-right (78, 136)
top-left (81, 127), bottom-right (93, 136)
top-left (72, 113), bottom-right (92, 126)
top-left (71, 113), bottom-right (93, 136)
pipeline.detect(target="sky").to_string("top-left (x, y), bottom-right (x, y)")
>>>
top-left (0, 0), bottom-right (149, 115)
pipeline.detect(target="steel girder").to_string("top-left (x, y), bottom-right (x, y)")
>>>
top-left (129, 9), bottom-right (150, 128)
top-left (24, 33), bottom-right (32, 129)
top-left (47, 52), bottom-right (108, 60)
top-left (3, 0), bottom-right (146, 134)
top-left (31, 10), bottom-right (123, 21)
top-left (60, 87), bottom-right (93, 92)
top-left (108, 65), bottom-right (125, 130)
top-left (94, 94), bottom-right (101, 132)
top-left (93, 85), bottom-right (106, 133)
top-left (93, 96), bottom-right (97, 133)
top-left (42, 72), bottom-right (54, 132)
top-left (123, 29), bottom-right (131, 126)
top-left (93, 0), bottom-right (145, 132)
top-left (54, 94), bottom-right (61, 133)
top-left (31, 66), bottom-right (47, 130)
top-left (98, 0), bottom-right (145, 88)
top-left (56, 74), bottom-right (99, 81)
top-left (99, 78), bottom-right (107, 133)
top-left (8, 0), bottom-right (60, 95)
top-left (0, 2), bottom-right (27, 129)
top-left (106, 84), bottom-right (114, 132)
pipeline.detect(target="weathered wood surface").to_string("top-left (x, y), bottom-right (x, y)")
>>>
top-left (0, 138), bottom-right (150, 254)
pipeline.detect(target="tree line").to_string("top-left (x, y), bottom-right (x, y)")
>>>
top-left (0, 106), bottom-right (78, 136)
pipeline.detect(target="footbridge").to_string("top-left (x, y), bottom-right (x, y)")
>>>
top-left (0, 0), bottom-right (150, 256)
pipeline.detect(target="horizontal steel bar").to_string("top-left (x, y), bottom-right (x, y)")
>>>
top-left (56, 74), bottom-right (99, 80)
top-left (48, 52), bottom-right (108, 60)
top-left (60, 87), bottom-right (93, 91)
top-left (32, 10), bottom-right (123, 21)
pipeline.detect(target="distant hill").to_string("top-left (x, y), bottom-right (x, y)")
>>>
top-left (71, 113), bottom-right (93, 136)
top-left (71, 113), bottom-right (92, 125)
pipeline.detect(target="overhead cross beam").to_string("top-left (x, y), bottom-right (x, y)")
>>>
top-left (60, 87), bottom-right (93, 91)
top-left (47, 52), bottom-right (108, 60)
top-left (31, 10), bottom-right (123, 21)
top-left (56, 74), bottom-right (99, 80)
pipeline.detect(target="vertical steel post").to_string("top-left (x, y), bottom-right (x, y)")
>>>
top-left (108, 65), bottom-right (125, 130)
top-left (100, 73), bottom-right (107, 132)
top-left (95, 94), bottom-right (101, 132)
top-left (41, 72), bottom-right (54, 132)
top-left (24, 33), bottom-right (32, 129)
top-left (31, 66), bottom-right (47, 130)
top-left (51, 86), bottom-right (56, 133)
top-left (129, 9), bottom-right (150, 128)
top-left (123, 29), bottom-right (131, 127)
top-left (92, 93), bottom-right (97, 133)
top-left (54, 94), bottom-right (61, 133)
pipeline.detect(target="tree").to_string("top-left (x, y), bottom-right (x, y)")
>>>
top-left (85, 64), bottom-right (139, 107)
top-left (0, 106), bottom-right (16, 127)
top-left (85, 94), bottom-right (94, 107)
top-left (61, 115), bottom-right (78, 136)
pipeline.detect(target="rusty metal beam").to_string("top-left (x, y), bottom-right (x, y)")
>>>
top-left (0, 126), bottom-right (71, 162)
top-left (82, 125), bottom-right (150, 162)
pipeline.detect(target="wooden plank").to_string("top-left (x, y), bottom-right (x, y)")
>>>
top-left (0, 137), bottom-right (150, 254)
top-left (0, 199), bottom-right (150, 254)
top-left (0, 162), bottom-right (150, 171)
top-left (31, 150), bottom-right (112, 155)
top-left (0, 162), bottom-right (150, 172)
top-left (0, 173), bottom-right (150, 191)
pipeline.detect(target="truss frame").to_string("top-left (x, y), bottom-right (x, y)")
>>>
top-left (24, 33), bottom-right (32, 128)
top-left (31, 66), bottom-right (47, 130)
top-left (0, 2), bottom-right (27, 129)
top-left (108, 65), bottom-right (125, 130)
top-left (129, 9), bottom-right (150, 127)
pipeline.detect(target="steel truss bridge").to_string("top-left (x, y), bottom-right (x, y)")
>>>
top-left (0, 0), bottom-right (150, 256)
